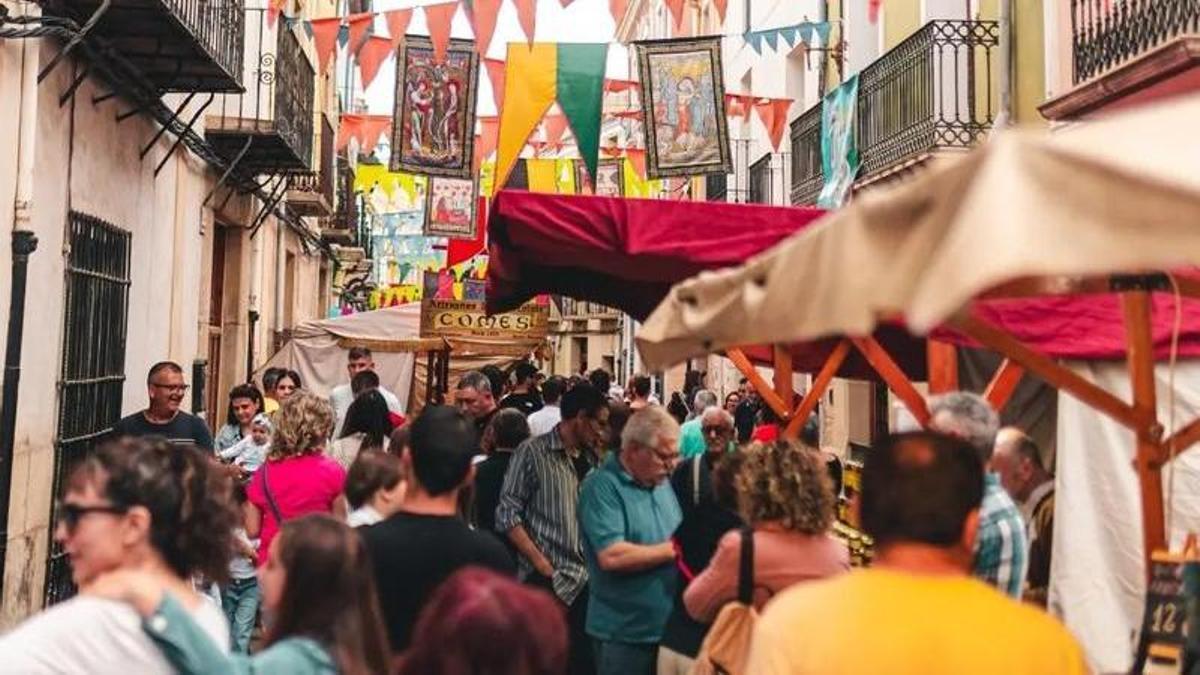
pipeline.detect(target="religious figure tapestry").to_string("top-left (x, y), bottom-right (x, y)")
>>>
top-left (576, 158), bottom-right (625, 197)
top-left (391, 36), bottom-right (479, 178)
top-left (635, 37), bottom-right (731, 178)
top-left (424, 176), bottom-right (478, 240)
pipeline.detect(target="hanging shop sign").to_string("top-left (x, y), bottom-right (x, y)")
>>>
top-left (420, 298), bottom-right (549, 339)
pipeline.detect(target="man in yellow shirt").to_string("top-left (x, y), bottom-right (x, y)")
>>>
top-left (746, 431), bottom-right (1089, 675)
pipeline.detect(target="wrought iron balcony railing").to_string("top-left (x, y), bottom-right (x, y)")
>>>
top-left (790, 20), bottom-right (998, 205)
top-left (40, 0), bottom-right (245, 92)
top-left (748, 154), bottom-right (773, 205)
top-left (206, 7), bottom-right (315, 174)
top-left (287, 116), bottom-right (336, 216)
top-left (705, 172), bottom-right (728, 202)
top-left (1072, 0), bottom-right (1200, 83)
top-left (323, 160), bottom-right (372, 258)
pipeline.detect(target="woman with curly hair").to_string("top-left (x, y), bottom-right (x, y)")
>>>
top-left (245, 390), bottom-right (347, 565)
top-left (0, 437), bottom-right (238, 672)
top-left (683, 441), bottom-right (849, 622)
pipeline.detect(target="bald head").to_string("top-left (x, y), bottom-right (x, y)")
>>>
top-left (700, 405), bottom-right (734, 455)
top-left (991, 427), bottom-right (1049, 502)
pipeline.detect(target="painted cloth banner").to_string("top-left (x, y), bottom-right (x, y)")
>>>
top-left (817, 74), bottom-right (859, 208)
top-left (391, 36), bottom-right (480, 178)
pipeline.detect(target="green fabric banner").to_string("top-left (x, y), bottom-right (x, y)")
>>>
top-left (556, 43), bottom-right (609, 186)
top-left (818, 74), bottom-right (860, 208)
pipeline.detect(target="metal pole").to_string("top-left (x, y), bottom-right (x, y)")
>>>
top-left (0, 230), bottom-right (39, 584)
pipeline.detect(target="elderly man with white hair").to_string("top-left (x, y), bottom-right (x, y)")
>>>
top-left (579, 406), bottom-right (684, 675)
top-left (678, 389), bottom-right (719, 459)
top-left (928, 391), bottom-right (1028, 599)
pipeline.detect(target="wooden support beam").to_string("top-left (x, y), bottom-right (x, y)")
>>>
top-left (726, 348), bottom-right (790, 420)
top-left (783, 339), bottom-right (851, 440)
top-left (1123, 291), bottom-right (1167, 567)
top-left (950, 313), bottom-right (1143, 433)
top-left (927, 339), bottom-right (958, 394)
top-left (773, 345), bottom-right (795, 413)
top-left (983, 359), bottom-right (1025, 412)
top-left (850, 336), bottom-right (930, 427)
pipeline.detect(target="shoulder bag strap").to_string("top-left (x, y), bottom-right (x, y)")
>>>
top-left (737, 526), bottom-right (755, 605)
top-left (692, 456), bottom-right (702, 506)
top-left (261, 461), bottom-right (284, 524)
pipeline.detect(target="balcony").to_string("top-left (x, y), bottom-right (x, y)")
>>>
top-left (556, 297), bottom-right (620, 321)
top-left (40, 0), bottom-right (245, 92)
top-left (1043, 0), bottom-right (1200, 119)
top-left (287, 117), bottom-right (336, 216)
top-left (790, 20), bottom-right (999, 205)
top-left (322, 160), bottom-right (364, 245)
top-left (206, 7), bottom-right (314, 174)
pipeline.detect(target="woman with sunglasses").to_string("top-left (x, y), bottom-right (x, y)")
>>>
top-left (0, 437), bottom-right (237, 673)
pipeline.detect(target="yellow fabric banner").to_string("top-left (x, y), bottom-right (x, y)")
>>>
top-left (526, 159), bottom-right (559, 194)
top-left (354, 165), bottom-right (388, 193)
top-left (556, 158), bottom-right (577, 194)
top-left (496, 43), bottom-right (557, 190)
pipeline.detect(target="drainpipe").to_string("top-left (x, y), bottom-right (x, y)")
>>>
top-left (996, 0), bottom-right (1015, 127)
top-left (0, 3), bottom-right (43, 587)
top-left (274, 216), bottom-right (285, 339)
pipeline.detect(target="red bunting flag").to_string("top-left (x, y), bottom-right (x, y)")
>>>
top-left (424, 2), bottom-right (458, 64)
top-left (468, 0), bottom-right (503, 59)
top-left (753, 97), bottom-right (794, 152)
top-left (609, 0), bottom-right (630, 26)
top-left (869, 0), bottom-right (882, 23)
top-left (608, 109), bottom-right (643, 120)
top-left (346, 12), bottom-right (374, 55)
top-left (267, 0), bottom-right (286, 28)
top-left (605, 78), bottom-right (639, 93)
top-left (724, 93), bottom-right (755, 122)
top-left (359, 116), bottom-right (392, 152)
top-left (484, 58), bottom-right (506, 113)
top-left (664, 0), bottom-right (686, 28)
top-left (357, 36), bottom-right (393, 89)
top-left (474, 117), bottom-right (500, 170)
top-left (310, 18), bottom-right (342, 75)
top-left (446, 197), bottom-right (488, 268)
top-left (543, 114), bottom-right (570, 148)
top-left (384, 8), bottom-right (413, 51)
top-left (513, 0), bottom-right (537, 45)
top-left (712, 0), bottom-right (728, 22)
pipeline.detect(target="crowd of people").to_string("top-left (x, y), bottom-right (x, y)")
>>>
top-left (0, 353), bottom-right (1081, 674)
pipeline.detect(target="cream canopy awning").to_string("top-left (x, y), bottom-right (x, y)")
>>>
top-left (636, 94), bottom-right (1200, 370)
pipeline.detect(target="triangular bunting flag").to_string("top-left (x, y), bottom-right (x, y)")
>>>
top-left (346, 12), bottom-right (374, 55)
top-left (513, 0), bottom-right (537, 44)
top-left (813, 21), bottom-right (832, 44)
top-left (543, 114), bottom-right (570, 147)
top-left (762, 29), bottom-right (779, 51)
top-left (869, 0), bottom-right (882, 24)
top-left (357, 36), bottom-right (392, 90)
top-left (745, 31), bottom-right (764, 55)
top-left (337, 115), bottom-right (362, 153)
top-left (778, 25), bottom-right (799, 47)
top-left (712, 0), bottom-right (728, 23)
top-left (605, 78), bottom-right (638, 93)
top-left (609, 0), bottom-right (630, 26)
top-left (484, 58), bottom-right (507, 113)
top-left (664, 0), bottom-right (686, 28)
top-left (753, 97), bottom-right (793, 152)
top-left (556, 43), bottom-right (608, 185)
top-left (337, 24), bottom-right (349, 48)
top-left (496, 44), bottom-right (557, 188)
top-left (384, 9), bottom-right (413, 51)
top-left (446, 197), bottom-right (488, 267)
top-left (360, 117), bottom-right (392, 153)
top-left (474, 117), bottom-right (500, 170)
top-left (310, 18), bottom-right (342, 75)
top-left (725, 93), bottom-right (754, 122)
top-left (468, 0), bottom-right (502, 58)
top-left (424, 2), bottom-right (458, 64)
top-left (626, 148), bottom-right (646, 179)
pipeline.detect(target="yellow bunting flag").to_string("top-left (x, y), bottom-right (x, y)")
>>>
top-left (495, 44), bottom-right (557, 190)
top-left (526, 159), bottom-right (559, 194)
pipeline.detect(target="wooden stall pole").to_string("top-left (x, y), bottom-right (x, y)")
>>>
top-left (983, 359), bottom-right (1025, 411)
top-left (773, 345), bottom-right (795, 414)
top-left (783, 339), bottom-right (851, 439)
top-left (927, 339), bottom-right (959, 394)
top-left (1123, 291), bottom-right (1167, 571)
top-left (850, 336), bottom-right (931, 426)
top-left (725, 347), bottom-right (790, 421)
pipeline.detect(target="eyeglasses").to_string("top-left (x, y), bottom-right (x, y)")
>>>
top-left (703, 424), bottom-right (733, 436)
top-left (150, 382), bottom-right (189, 393)
top-left (648, 444), bottom-right (680, 468)
top-left (57, 502), bottom-right (128, 532)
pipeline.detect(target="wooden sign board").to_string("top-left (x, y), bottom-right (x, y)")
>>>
top-left (420, 299), bottom-right (549, 340)
top-left (1133, 551), bottom-right (1196, 673)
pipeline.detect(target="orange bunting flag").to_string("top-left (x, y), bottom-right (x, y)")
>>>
top-left (609, 0), bottom-right (630, 26)
top-left (712, 0), bottom-right (728, 23)
top-left (357, 36), bottom-right (393, 90)
top-left (608, 109), bottom-right (642, 120)
top-left (724, 93), bottom-right (755, 122)
top-left (543, 115), bottom-right (570, 147)
top-left (468, 0), bottom-right (503, 58)
top-left (605, 78), bottom-right (639, 93)
top-left (600, 146), bottom-right (622, 158)
top-left (360, 116), bottom-right (392, 152)
top-left (484, 58), bottom-right (507, 113)
top-left (346, 12), bottom-right (374, 55)
top-left (475, 117), bottom-right (500, 170)
top-left (664, 0), bottom-right (686, 28)
top-left (753, 97), bottom-right (794, 152)
top-left (626, 148), bottom-right (647, 178)
top-left (310, 18), bottom-right (342, 75)
top-left (424, 2), bottom-right (458, 64)
top-left (513, 0), bottom-right (537, 44)
top-left (267, 0), bottom-right (286, 28)
top-left (384, 8), bottom-right (413, 51)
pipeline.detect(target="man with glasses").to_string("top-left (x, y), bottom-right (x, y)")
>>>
top-left (496, 382), bottom-right (610, 675)
top-left (579, 406), bottom-right (684, 675)
top-left (659, 406), bottom-right (741, 673)
top-left (112, 361), bottom-right (213, 451)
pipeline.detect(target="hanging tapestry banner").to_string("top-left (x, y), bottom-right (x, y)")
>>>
top-left (817, 74), bottom-right (860, 208)
top-left (425, 176), bottom-right (479, 240)
top-left (391, 35), bottom-right (479, 178)
top-left (636, 37), bottom-right (731, 178)
top-left (575, 158), bottom-right (625, 197)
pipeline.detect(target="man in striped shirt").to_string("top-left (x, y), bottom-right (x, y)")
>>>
top-left (929, 391), bottom-right (1028, 598)
top-left (497, 382), bottom-right (610, 675)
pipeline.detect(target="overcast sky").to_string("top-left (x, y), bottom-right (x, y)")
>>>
top-left (363, 0), bottom-right (632, 115)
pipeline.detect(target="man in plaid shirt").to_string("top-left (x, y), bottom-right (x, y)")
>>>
top-left (929, 392), bottom-right (1028, 598)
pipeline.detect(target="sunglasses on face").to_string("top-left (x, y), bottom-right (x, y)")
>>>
top-left (57, 502), bottom-right (128, 533)
top-left (703, 425), bottom-right (733, 435)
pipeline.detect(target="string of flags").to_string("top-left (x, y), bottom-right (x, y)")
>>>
top-left (744, 21), bottom-right (832, 55)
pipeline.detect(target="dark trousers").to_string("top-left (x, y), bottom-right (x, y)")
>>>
top-left (528, 573), bottom-right (595, 675)
top-left (593, 639), bottom-right (657, 675)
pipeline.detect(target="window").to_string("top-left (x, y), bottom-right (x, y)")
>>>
top-left (749, 154), bottom-right (773, 204)
top-left (44, 212), bottom-right (132, 605)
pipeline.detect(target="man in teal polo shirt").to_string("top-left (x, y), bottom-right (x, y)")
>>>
top-left (579, 405), bottom-right (683, 675)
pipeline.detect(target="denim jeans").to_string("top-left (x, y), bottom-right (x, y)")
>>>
top-left (594, 639), bottom-right (657, 675)
top-left (221, 577), bottom-right (260, 653)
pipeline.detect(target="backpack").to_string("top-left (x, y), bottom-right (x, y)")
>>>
top-left (692, 527), bottom-right (757, 675)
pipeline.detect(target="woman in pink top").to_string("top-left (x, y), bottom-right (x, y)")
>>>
top-left (684, 441), bottom-right (849, 621)
top-left (246, 390), bottom-right (348, 565)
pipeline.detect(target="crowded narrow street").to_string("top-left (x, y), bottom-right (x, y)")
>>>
top-left (0, 0), bottom-right (1197, 673)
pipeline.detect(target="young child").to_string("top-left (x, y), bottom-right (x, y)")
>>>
top-left (344, 450), bottom-right (405, 528)
top-left (222, 485), bottom-right (260, 653)
top-left (218, 413), bottom-right (271, 477)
